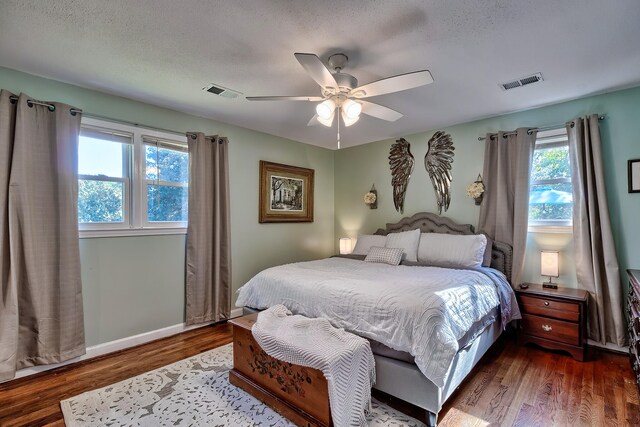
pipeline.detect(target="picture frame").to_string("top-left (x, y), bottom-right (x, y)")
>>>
top-left (259, 160), bottom-right (314, 223)
top-left (629, 159), bottom-right (640, 193)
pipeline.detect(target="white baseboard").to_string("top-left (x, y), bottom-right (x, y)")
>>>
top-left (14, 310), bottom-right (244, 380)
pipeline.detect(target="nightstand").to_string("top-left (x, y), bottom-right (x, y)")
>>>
top-left (516, 284), bottom-right (588, 361)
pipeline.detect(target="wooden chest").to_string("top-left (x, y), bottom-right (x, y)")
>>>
top-left (229, 314), bottom-right (332, 427)
top-left (516, 284), bottom-right (588, 361)
top-left (627, 269), bottom-right (640, 394)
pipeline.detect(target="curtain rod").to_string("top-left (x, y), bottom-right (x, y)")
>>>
top-left (477, 115), bottom-right (606, 141)
top-left (186, 133), bottom-right (222, 142)
top-left (8, 94), bottom-right (223, 142)
top-left (9, 94), bottom-right (83, 115)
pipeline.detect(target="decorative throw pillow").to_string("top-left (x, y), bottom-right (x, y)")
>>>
top-left (364, 246), bottom-right (404, 266)
top-left (352, 235), bottom-right (387, 255)
top-left (418, 233), bottom-right (487, 268)
top-left (385, 229), bottom-right (421, 262)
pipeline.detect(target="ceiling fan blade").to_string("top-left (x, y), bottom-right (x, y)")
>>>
top-left (294, 53), bottom-right (338, 89)
top-left (360, 100), bottom-right (403, 122)
top-left (352, 70), bottom-right (433, 98)
top-left (307, 114), bottom-right (320, 126)
top-left (246, 95), bottom-right (324, 101)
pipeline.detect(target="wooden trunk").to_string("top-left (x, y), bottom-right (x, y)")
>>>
top-left (229, 314), bottom-right (332, 427)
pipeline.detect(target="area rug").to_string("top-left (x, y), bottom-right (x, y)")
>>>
top-left (61, 343), bottom-right (425, 426)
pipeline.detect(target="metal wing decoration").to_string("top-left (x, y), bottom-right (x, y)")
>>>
top-left (389, 138), bottom-right (414, 213)
top-left (424, 131), bottom-right (455, 214)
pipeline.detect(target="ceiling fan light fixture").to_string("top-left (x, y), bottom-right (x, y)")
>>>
top-left (316, 99), bottom-right (336, 119)
top-left (343, 99), bottom-right (362, 119)
top-left (341, 110), bottom-right (360, 127)
top-left (317, 112), bottom-right (335, 127)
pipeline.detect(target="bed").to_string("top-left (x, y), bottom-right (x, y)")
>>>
top-left (236, 212), bottom-right (517, 426)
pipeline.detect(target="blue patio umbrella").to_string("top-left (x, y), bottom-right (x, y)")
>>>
top-left (529, 188), bottom-right (573, 204)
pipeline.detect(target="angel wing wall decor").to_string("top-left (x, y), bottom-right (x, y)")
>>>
top-left (389, 138), bottom-right (414, 213)
top-left (424, 131), bottom-right (455, 214)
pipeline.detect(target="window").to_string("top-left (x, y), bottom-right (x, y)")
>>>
top-left (78, 118), bottom-right (188, 236)
top-left (143, 137), bottom-right (189, 224)
top-left (78, 127), bottom-right (132, 226)
top-left (528, 128), bottom-right (572, 232)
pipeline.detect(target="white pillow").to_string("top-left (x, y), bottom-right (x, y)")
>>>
top-left (352, 234), bottom-right (387, 255)
top-left (364, 246), bottom-right (403, 266)
top-left (418, 233), bottom-right (487, 268)
top-left (385, 229), bottom-right (421, 262)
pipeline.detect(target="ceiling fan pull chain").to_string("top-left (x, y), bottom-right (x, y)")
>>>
top-left (337, 106), bottom-right (341, 149)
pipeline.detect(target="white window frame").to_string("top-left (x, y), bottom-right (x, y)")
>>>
top-left (141, 136), bottom-right (189, 229)
top-left (528, 128), bottom-right (573, 234)
top-left (78, 117), bottom-right (188, 238)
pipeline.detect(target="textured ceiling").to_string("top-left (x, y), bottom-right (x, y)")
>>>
top-left (1, 0), bottom-right (640, 149)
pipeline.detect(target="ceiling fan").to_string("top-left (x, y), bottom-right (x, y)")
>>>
top-left (246, 52), bottom-right (433, 147)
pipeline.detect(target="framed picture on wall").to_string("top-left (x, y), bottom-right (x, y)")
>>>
top-left (629, 159), bottom-right (640, 193)
top-left (259, 161), bottom-right (314, 223)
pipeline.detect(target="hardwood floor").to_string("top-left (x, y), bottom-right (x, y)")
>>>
top-left (0, 323), bottom-right (233, 427)
top-left (0, 323), bottom-right (637, 426)
top-left (377, 335), bottom-right (639, 426)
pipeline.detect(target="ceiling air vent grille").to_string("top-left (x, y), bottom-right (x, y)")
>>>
top-left (499, 73), bottom-right (544, 91)
top-left (202, 83), bottom-right (242, 99)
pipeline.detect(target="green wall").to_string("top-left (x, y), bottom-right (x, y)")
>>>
top-left (335, 86), bottom-right (640, 292)
top-left (3, 65), bottom-right (638, 348)
top-left (0, 67), bottom-right (335, 346)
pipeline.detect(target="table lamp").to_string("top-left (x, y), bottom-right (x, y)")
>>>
top-left (339, 238), bottom-right (352, 255)
top-left (541, 250), bottom-right (559, 289)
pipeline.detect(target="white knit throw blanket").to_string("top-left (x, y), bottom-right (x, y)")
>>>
top-left (252, 305), bottom-right (376, 427)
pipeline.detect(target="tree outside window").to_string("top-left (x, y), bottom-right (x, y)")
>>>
top-left (528, 129), bottom-right (572, 229)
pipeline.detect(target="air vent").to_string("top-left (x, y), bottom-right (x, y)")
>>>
top-left (202, 83), bottom-right (242, 99)
top-left (499, 73), bottom-right (544, 91)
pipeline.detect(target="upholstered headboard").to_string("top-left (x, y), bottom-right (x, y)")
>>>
top-left (373, 212), bottom-right (513, 283)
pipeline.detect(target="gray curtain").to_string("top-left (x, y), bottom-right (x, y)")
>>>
top-left (567, 114), bottom-right (626, 346)
top-left (185, 133), bottom-right (231, 325)
top-left (0, 91), bottom-right (85, 381)
top-left (478, 128), bottom-right (537, 286)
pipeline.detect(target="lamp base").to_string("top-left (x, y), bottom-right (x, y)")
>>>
top-left (542, 282), bottom-right (558, 289)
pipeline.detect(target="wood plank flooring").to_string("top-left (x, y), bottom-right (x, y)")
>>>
top-left (0, 323), bottom-right (637, 426)
top-left (0, 323), bottom-right (233, 427)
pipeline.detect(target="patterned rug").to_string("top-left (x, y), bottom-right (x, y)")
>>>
top-left (61, 343), bottom-right (425, 426)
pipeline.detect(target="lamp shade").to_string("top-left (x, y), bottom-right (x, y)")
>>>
top-left (316, 99), bottom-right (336, 119)
top-left (339, 237), bottom-right (352, 255)
top-left (316, 111), bottom-right (335, 127)
top-left (342, 99), bottom-right (362, 119)
top-left (541, 251), bottom-right (559, 277)
top-left (341, 109), bottom-right (360, 127)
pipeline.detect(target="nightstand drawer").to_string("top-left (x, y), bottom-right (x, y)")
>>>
top-left (519, 295), bottom-right (580, 322)
top-left (521, 313), bottom-right (580, 346)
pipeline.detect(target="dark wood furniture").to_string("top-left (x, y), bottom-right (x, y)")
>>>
top-left (628, 269), bottom-right (640, 393)
top-left (516, 283), bottom-right (588, 361)
top-left (228, 314), bottom-right (332, 427)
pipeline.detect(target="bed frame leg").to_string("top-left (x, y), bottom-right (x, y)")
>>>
top-left (426, 411), bottom-right (438, 427)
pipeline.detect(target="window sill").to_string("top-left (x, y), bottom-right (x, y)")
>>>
top-left (79, 227), bottom-right (187, 239)
top-left (527, 225), bottom-right (573, 234)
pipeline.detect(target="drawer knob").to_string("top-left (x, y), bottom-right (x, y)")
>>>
top-left (544, 301), bottom-right (550, 306)
top-left (542, 324), bottom-right (552, 332)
